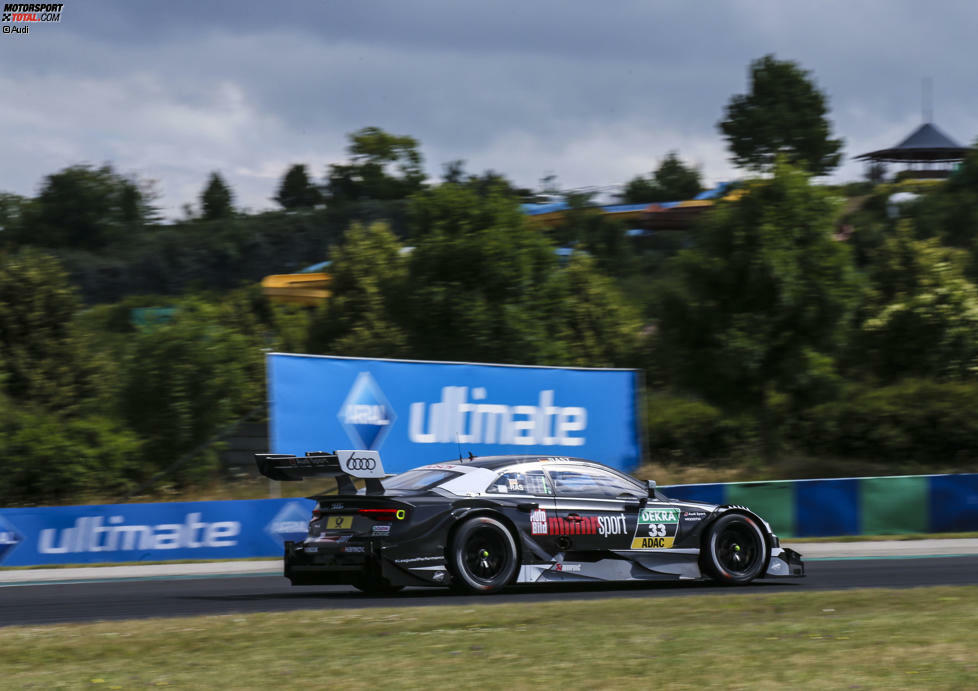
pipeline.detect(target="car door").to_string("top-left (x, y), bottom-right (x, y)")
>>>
top-left (545, 464), bottom-right (644, 554)
top-left (484, 466), bottom-right (560, 557)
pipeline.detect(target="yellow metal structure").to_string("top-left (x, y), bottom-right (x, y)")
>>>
top-left (261, 272), bottom-right (331, 305)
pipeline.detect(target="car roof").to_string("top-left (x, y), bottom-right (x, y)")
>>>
top-left (429, 455), bottom-right (604, 471)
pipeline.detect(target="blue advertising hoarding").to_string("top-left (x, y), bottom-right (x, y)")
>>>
top-left (267, 353), bottom-right (642, 474)
top-left (0, 498), bottom-right (315, 566)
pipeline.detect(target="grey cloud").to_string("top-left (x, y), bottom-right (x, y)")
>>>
top-left (2, 0), bottom-right (977, 217)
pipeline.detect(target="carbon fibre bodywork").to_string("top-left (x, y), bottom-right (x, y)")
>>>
top-left (266, 455), bottom-right (804, 590)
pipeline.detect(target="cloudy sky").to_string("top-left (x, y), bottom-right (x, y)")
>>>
top-left (2, 0), bottom-right (977, 218)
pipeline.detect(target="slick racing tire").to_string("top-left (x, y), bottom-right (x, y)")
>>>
top-left (701, 513), bottom-right (767, 585)
top-left (450, 516), bottom-right (519, 594)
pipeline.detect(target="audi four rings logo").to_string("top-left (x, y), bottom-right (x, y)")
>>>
top-left (345, 456), bottom-right (376, 470)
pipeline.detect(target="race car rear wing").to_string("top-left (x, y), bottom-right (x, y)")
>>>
top-left (254, 450), bottom-right (389, 494)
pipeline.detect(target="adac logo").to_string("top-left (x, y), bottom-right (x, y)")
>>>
top-left (338, 371), bottom-right (396, 450)
top-left (266, 501), bottom-right (312, 544)
top-left (0, 514), bottom-right (23, 564)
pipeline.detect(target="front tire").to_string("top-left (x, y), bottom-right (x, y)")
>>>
top-left (701, 513), bottom-right (767, 585)
top-left (450, 516), bottom-right (518, 594)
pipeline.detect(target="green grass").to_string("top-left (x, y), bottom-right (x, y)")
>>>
top-left (1, 587), bottom-right (977, 689)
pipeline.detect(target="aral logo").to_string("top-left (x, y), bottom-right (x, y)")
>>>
top-left (266, 501), bottom-right (312, 544)
top-left (338, 372), bottom-right (396, 449)
top-left (0, 514), bottom-right (23, 564)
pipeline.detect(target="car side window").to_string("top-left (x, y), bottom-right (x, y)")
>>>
top-left (548, 466), bottom-right (644, 499)
top-left (486, 469), bottom-right (553, 496)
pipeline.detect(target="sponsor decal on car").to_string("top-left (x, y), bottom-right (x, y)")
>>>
top-left (530, 508), bottom-right (548, 535)
top-left (554, 562), bottom-right (582, 572)
top-left (371, 525), bottom-right (391, 535)
top-left (546, 514), bottom-right (627, 537)
top-left (394, 556), bottom-right (443, 564)
top-left (631, 507), bottom-right (679, 549)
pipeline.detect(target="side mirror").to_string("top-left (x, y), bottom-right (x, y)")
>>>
top-left (646, 479), bottom-right (656, 496)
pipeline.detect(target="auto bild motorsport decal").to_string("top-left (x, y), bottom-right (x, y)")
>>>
top-left (338, 371), bottom-right (396, 449)
top-left (631, 507), bottom-right (679, 549)
top-left (547, 514), bottom-right (627, 537)
top-left (530, 508), bottom-right (548, 535)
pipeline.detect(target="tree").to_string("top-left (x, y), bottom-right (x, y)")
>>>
top-left (0, 401), bottom-right (144, 505)
top-left (856, 225), bottom-right (978, 381)
top-left (441, 159), bottom-right (467, 184)
top-left (538, 254), bottom-right (642, 367)
top-left (653, 152), bottom-right (704, 200)
top-left (719, 55), bottom-right (844, 176)
top-left (21, 165), bottom-right (154, 249)
top-left (619, 152), bottom-right (703, 204)
top-left (306, 222), bottom-right (410, 358)
top-left (324, 127), bottom-right (426, 204)
top-left (404, 182), bottom-right (640, 366)
top-left (200, 172), bottom-right (234, 220)
top-left (119, 301), bottom-right (263, 486)
top-left (865, 161), bottom-right (888, 185)
top-left (656, 162), bottom-right (861, 457)
top-left (274, 164), bottom-right (323, 209)
top-left (912, 142), bottom-right (978, 249)
top-left (0, 250), bottom-right (98, 412)
top-left (546, 192), bottom-right (627, 271)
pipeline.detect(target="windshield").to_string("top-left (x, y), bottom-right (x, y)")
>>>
top-left (382, 468), bottom-right (462, 492)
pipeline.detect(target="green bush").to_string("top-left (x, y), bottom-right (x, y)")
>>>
top-left (645, 394), bottom-right (755, 462)
top-left (791, 379), bottom-right (978, 465)
top-left (118, 301), bottom-right (264, 487)
top-left (0, 404), bottom-right (144, 505)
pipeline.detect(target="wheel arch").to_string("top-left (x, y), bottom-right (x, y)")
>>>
top-left (699, 507), bottom-right (772, 577)
top-left (445, 508), bottom-right (524, 584)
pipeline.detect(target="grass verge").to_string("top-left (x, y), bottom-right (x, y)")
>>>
top-left (1, 586), bottom-right (976, 689)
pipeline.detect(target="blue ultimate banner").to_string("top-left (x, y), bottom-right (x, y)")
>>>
top-left (0, 498), bottom-right (316, 566)
top-left (267, 353), bottom-right (642, 474)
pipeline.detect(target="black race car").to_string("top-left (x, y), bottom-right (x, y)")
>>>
top-left (255, 450), bottom-right (804, 594)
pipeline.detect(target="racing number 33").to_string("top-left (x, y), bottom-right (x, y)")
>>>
top-left (631, 507), bottom-right (678, 549)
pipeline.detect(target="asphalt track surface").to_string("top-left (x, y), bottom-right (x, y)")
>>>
top-left (1, 555), bottom-right (977, 627)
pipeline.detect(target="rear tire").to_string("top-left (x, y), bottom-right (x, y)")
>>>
top-left (701, 513), bottom-right (767, 585)
top-left (450, 516), bottom-right (518, 594)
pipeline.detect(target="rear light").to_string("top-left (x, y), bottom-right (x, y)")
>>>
top-left (312, 508), bottom-right (322, 519)
top-left (357, 508), bottom-right (408, 521)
